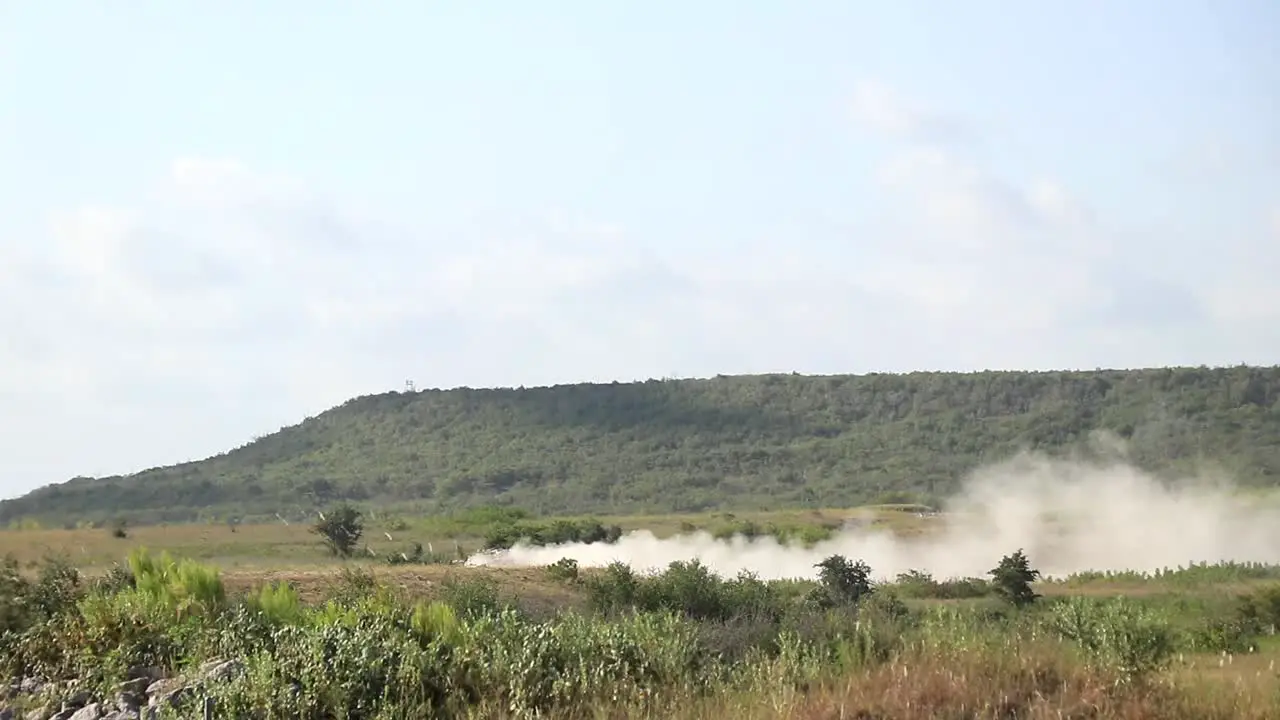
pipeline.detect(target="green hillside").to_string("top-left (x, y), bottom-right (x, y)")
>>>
top-left (4, 366), bottom-right (1280, 526)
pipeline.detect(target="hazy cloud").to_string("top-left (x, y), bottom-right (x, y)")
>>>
top-left (472, 451), bottom-right (1280, 580)
top-left (849, 80), bottom-right (972, 145)
top-left (2, 79), bottom-right (1278, 495)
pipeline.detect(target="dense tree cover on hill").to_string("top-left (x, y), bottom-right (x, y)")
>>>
top-left (3, 366), bottom-right (1280, 526)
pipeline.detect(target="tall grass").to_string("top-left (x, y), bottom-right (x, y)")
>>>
top-left (2, 553), bottom-right (1280, 718)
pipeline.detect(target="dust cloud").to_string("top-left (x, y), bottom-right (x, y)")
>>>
top-left (466, 440), bottom-right (1280, 581)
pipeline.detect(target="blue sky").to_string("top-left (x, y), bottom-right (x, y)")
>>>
top-left (2, 1), bottom-right (1278, 498)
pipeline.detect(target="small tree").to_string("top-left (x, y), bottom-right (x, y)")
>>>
top-left (312, 505), bottom-right (364, 558)
top-left (813, 554), bottom-right (874, 606)
top-left (110, 518), bottom-right (129, 539)
top-left (990, 549), bottom-right (1041, 607)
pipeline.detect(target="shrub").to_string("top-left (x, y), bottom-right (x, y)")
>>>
top-left (990, 549), bottom-right (1041, 608)
top-left (438, 576), bottom-right (503, 619)
top-left (893, 569), bottom-right (993, 599)
top-left (25, 553), bottom-right (82, 619)
top-left (313, 504), bottom-right (364, 557)
top-left (411, 600), bottom-right (462, 645)
top-left (0, 554), bottom-right (29, 633)
top-left (247, 581), bottom-right (304, 625)
top-left (483, 518), bottom-right (623, 550)
top-left (90, 563), bottom-right (136, 595)
top-left (544, 558), bottom-right (581, 582)
top-left (126, 548), bottom-right (225, 617)
top-left (1235, 583), bottom-right (1280, 635)
top-left (325, 566), bottom-right (379, 606)
top-left (812, 555), bottom-right (874, 607)
top-left (1048, 597), bottom-right (1176, 681)
top-left (584, 562), bottom-right (640, 615)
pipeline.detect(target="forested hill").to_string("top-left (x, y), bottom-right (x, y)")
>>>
top-left (5, 366), bottom-right (1280, 526)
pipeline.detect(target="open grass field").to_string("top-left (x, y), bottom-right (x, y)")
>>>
top-left (0, 504), bottom-right (934, 570)
top-left (5, 505), bottom-right (1280, 718)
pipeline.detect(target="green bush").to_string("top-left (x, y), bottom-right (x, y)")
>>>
top-left (246, 581), bottom-right (303, 625)
top-left (811, 555), bottom-right (874, 607)
top-left (544, 558), bottom-right (581, 582)
top-left (438, 576), bottom-right (504, 620)
top-left (0, 554), bottom-right (30, 633)
top-left (1048, 596), bottom-right (1176, 681)
top-left (990, 549), bottom-right (1041, 608)
top-left (483, 518), bottom-right (623, 550)
top-left (325, 565), bottom-right (379, 606)
top-left (892, 569), bottom-right (993, 599)
top-left (1235, 583), bottom-right (1280, 634)
top-left (127, 548), bottom-right (226, 617)
top-left (4, 552), bottom-right (1279, 719)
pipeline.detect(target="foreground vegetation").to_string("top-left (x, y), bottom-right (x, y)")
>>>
top-left (4, 365), bottom-right (1280, 526)
top-left (4, 547), bottom-right (1280, 719)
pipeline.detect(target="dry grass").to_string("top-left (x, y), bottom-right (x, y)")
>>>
top-left (475, 643), bottom-right (1280, 719)
top-left (219, 563), bottom-right (585, 611)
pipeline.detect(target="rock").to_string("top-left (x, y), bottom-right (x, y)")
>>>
top-left (0, 705), bottom-right (13, 720)
top-left (124, 668), bottom-right (163, 683)
top-left (142, 678), bottom-right (184, 699)
top-left (114, 693), bottom-right (143, 713)
top-left (144, 681), bottom-right (189, 711)
top-left (101, 711), bottom-right (139, 720)
top-left (113, 678), bottom-right (148, 713)
top-left (67, 703), bottom-right (103, 720)
top-left (20, 678), bottom-right (44, 695)
top-left (61, 690), bottom-right (90, 710)
top-left (49, 710), bottom-right (77, 720)
top-left (200, 659), bottom-right (242, 683)
top-left (116, 679), bottom-right (149, 697)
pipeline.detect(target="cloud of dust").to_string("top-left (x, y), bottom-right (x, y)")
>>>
top-left (466, 438), bottom-right (1280, 581)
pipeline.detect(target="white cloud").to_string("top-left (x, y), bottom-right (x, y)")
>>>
top-left (2, 81), bottom-right (1278, 496)
top-left (849, 80), bottom-right (970, 144)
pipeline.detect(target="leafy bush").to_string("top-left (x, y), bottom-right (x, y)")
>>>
top-left (127, 548), bottom-right (225, 617)
top-left (544, 558), bottom-right (581, 582)
top-left (246, 581), bottom-right (303, 625)
top-left (483, 518), bottom-right (623, 550)
top-left (1235, 583), bottom-right (1280, 635)
top-left (26, 553), bottom-right (82, 619)
top-left (584, 562), bottom-right (641, 615)
top-left (585, 561), bottom-right (789, 624)
top-left (0, 554), bottom-right (29, 633)
top-left (438, 576), bottom-right (503, 620)
top-left (313, 504), bottom-right (364, 557)
top-left (1048, 597), bottom-right (1176, 680)
top-left (325, 566), bottom-right (379, 606)
top-left (892, 569), bottom-right (993, 599)
top-left (990, 549), bottom-right (1041, 607)
top-left (811, 555), bottom-right (874, 607)
top-left (90, 562), bottom-right (136, 595)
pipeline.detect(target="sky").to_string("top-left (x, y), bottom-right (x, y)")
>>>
top-left (2, 1), bottom-right (1278, 499)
